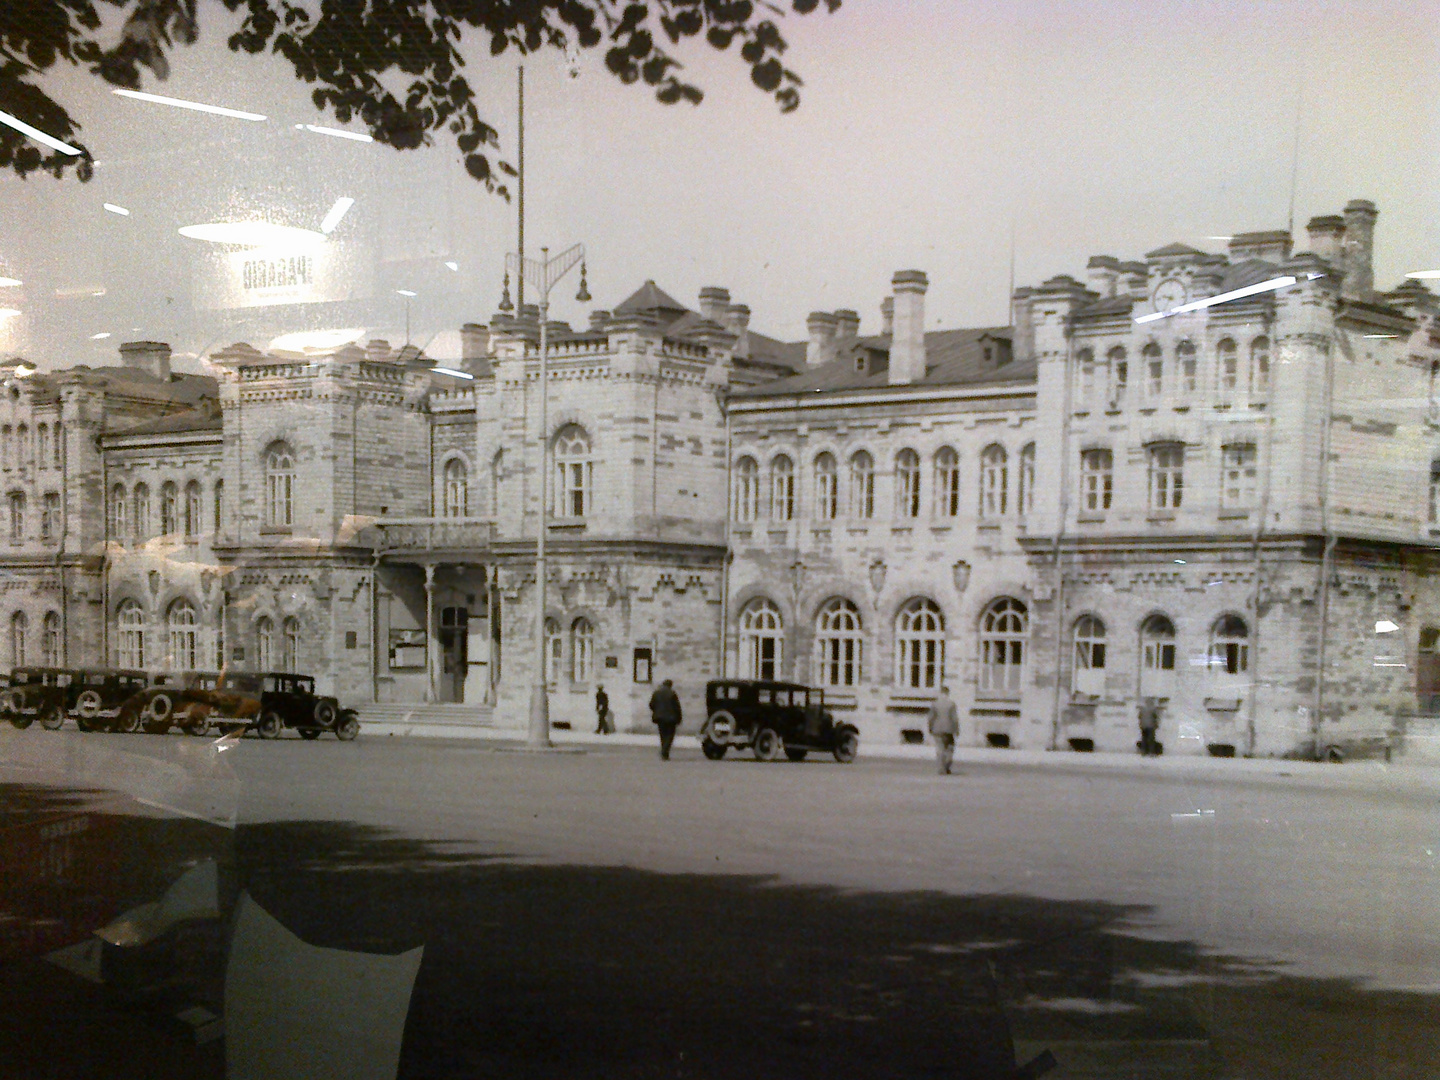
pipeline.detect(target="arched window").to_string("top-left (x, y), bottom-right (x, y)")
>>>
top-left (934, 447), bottom-right (959, 518)
top-left (256, 616), bottom-right (274, 670)
top-left (739, 598), bottom-right (783, 681)
top-left (212, 480), bottom-right (224, 534)
top-left (133, 482), bottom-right (151, 541)
top-left (1147, 443), bottom-right (1184, 511)
top-left (1216, 338), bottom-right (1239, 398)
top-left (1018, 443), bottom-right (1035, 516)
top-left (1080, 448), bottom-right (1113, 512)
top-left (1431, 458), bottom-right (1440, 525)
top-left (7, 491), bottom-right (23, 544)
top-left (849, 451), bottom-right (874, 519)
top-left (979, 598), bottom-right (1028, 694)
top-left (813, 453), bottom-right (838, 520)
top-left (51, 421), bottom-right (62, 468)
top-left (160, 481), bottom-right (178, 536)
top-left (545, 617), bottom-right (562, 685)
top-left (40, 492), bottom-right (58, 543)
top-left (1209, 614), bottom-right (1249, 674)
top-left (554, 425), bottom-right (592, 518)
top-left (41, 611), bottom-right (60, 666)
top-left (979, 444), bottom-right (1007, 517)
top-left (167, 599), bottom-right (197, 671)
top-left (770, 455), bottom-right (795, 521)
top-left (265, 443), bottom-right (294, 529)
top-left (9, 611), bottom-right (26, 667)
top-left (1142, 342), bottom-right (1163, 400)
top-left (442, 457), bottom-right (469, 518)
top-left (1106, 347), bottom-right (1128, 403)
top-left (735, 456), bottom-right (760, 523)
top-left (1141, 614), bottom-right (1176, 671)
top-left (1072, 614), bottom-right (1106, 695)
top-left (282, 616), bottom-right (301, 672)
top-left (36, 424), bottom-right (49, 469)
top-left (109, 484), bottom-right (128, 540)
top-left (1177, 341), bottom-right (1198, 396)
top-left (814, 598), bottom-right (862, 687)
top-left (571, 617), bottom-right (594, 682)
top-left (2, 425), bottom-right (12, 468)
top-left (117, 599), bottom-right (145, 668)
top-left (490, 450), bottom-right (504, 517)
top-left (895, 448), bottom-right (921, 519)
top-left (1076, 348), bottom-right (1096, 406)
top-left (184, 481), bottom-right (202, 538)
top-left (1250, 336), bottom-right (1271, 395)
top-left (895, 598), bottom-right (944, 690)
top-left (16, 423), bottom-right (28, 468)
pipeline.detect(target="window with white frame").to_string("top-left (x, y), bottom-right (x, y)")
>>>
top-left (979, 597), bottom-right (1028, 695)
top-left (117, 600), bottom-right (144, 668)
top-left (282, 616), bottom-right (300, 672)
top-left (545, 618), bottom-right (562, 685)
top-left (739, 598), bottom-right (783, 680)
top-left (1072, 614), bottom-right (1106, 695)
top-left (895, 597), bottom-right (944, 690)
top-left (814, 598), bottom-right (862, 687)
top-left (1018, 443), bottom-right (1035, 516)
top-left (735, 456), bottom-right (760, 522)
top-left (1250, 336), bottom-right (1271, 395)
top-left (1177, 340), bottom-right (1197, 397)
top-left (1147, 444), bottom-right (1184, 511)
top-left (256, 616), bottom-right (274, 670)
top-left (770, 455), bottom-right (795, 521)
top-left (133, 482), bottom-right (151, 541)
top-left (571, 617), bottom-right (593, 682)
top-left (1142, 613), bottom-right (1176, 671)
top-left (1106, 347), bottom-right (1128, 404)
top-left (813, 453), bottom-right (837, 521)
top-left (184, 481), bottom-right (202, 538)
top-left (895, 448), bottom-right (920, 519)
top-left (443, 457), bottom-right (469, 517)
top-left (167, 599), bottom-right (197, 671)
top-left (979, 444), bottom-right (1007, 517)
top-left (1080, 448), bottom-right (1113, 512)
top-left (110, 483), bottom-right (127, 540)
top-left (849, 451), bottom-right (874, 519)
top-left (554, 425), bottom-right (592, 518)
top-left (1209, 614), bottom-right (1249, 674)
top-left (265, 443), bottom-right (294, 529)
top-left (934, 447), bottom-right (959, 518)
top-left (41, 611), bottom-right (60, 666)
top-left (7, 491), bottom-right (23, 543)
top-left (1221, 443), bottom-right (1258, 510)
top-left (1217, 338), bottom-right (1239, 398)
top-left (10, 611), bottom-right (26, 667)
top-left (161, 481), bottom-right (178, 536)
top-left (40, 492), bottom-right (58, 543)
top-left (1143, 343), bottom-right (1163, 401)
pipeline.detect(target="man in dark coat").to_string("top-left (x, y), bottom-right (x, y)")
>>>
top-left (649, 679), bottom-right (682, 760)
top-left (594, 684), bottom-right (611, 734)
top-left (1138, 699), bottom-right (1161, 756)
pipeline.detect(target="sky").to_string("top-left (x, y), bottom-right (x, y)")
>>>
top-left (1, 0), bottom-right (1437, 369)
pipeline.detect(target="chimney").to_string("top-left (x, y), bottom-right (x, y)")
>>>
top-left (366, 339), bottom-right (392, 361)
top-left (1086, 256), bottom-right (1120, 299)
top-left (725, 303), bottom-right (751, 333)
top-left (589, 310), bottom-right (612, 332)
top-left (806, 311), bottom-right (838, 368)
top-left (1118, 261), bottom-right (1149, 297)
top-left (698, 286), bottom-right (731, 325)
top-left (460, 323), bottom-right (489, 362)
top-left (1341, 199), bottom-right (1378, 300)
top-left (119, 340), bottom-right (171, 381)
top-left (1228, 230), bottom-right (1293, 264)
top-left (881, 296), bottom-right (894, 336)
top-left (833, 309), bottom-right (860, 340)
top-left (1011, 288), bottom-right (1035, 362)
top-left (1306, 214), bottom-right (1346, 267)
top-left (888, 270), bottom-right (928, 385)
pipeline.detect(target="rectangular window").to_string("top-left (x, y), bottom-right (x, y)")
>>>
top-left (1148, 445), bottom-right (1184, 511)
top-left (1146, 356), bottom-right (1163, 400)
top-left (40, 492), bottom-right (59, 543)
top-left (1080, 449), bottom-right (1113, 512)
top-left (633, 647), bottom-right (652, 684)
top-left (1221, 444), bottom-right (1258, 510)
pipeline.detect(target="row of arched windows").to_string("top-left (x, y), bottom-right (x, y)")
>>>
top-left (735, 444), bottom-right (1036, 523)
top-left (1071, 612), bottom-right (1250, 688)
top-left (7, 611), bottom-right (61, 668)
top-left (543, 615), bottom-right (594, 683)
top-left (5, 490), bottom-right (62, 545)
top-left (109, 479), bottom-right (221, 544)
top-left (439, 425), bottom-right (593, 522)
top-left (0, 421), bottom-right (63, 472)
top-left (114, 598), bottom-right (301, 672)
top-left (1077, 336), bottom-right (1270, 408)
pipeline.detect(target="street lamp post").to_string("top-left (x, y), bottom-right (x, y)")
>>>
top-left (506, 243), bottom-right (590, 748)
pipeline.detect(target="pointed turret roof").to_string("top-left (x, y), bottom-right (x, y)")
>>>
top-left (614, 279), bottom-right (688, 316)
top-left (1145, 241), bottom-right (1207, 259)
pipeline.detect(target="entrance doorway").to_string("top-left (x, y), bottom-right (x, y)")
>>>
top-left (440, 607), bottom-right (468, 702)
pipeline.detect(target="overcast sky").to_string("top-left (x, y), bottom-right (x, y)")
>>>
top-left (2, 0), bottom-right (1436, 369)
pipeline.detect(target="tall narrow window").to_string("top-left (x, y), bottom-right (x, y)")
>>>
top-left (1147, 444), bottom-right (1184, 511)
top-left (1018, 443), bottom-right (1035, 516)
top-left (979, 597), bottom-right (1028, 695)
top-left (491, 450), bottom-right (504, 517)
top-left (813, 453), bottom-right (838, 521)
top-left (1430, 458), bottom-right (1440, 525)
top-left (1217, 339), bottom-right (1239, 398)
top-left (1177, 340), bottom-right (1198, 397)
top-left (1106, 347), bottom-right (1128, 405)
top-left (849, 451), bottom-right (874, 519)
top-left (571, 617), bottom-right (594, 682)
top-left (1076, 348), bottom-right (1096, 408)
top-left (814, 598), bottom-right (862, 687)
top-left (1250, 336), bottom-right (1271, 396)
top-left (256, 616), bottom-right (274, 670)
top-left (735, 456), bottom-right (760, 522)
top-left (51, 421), bottom-right (62, 468)
top-left (545, 618), bottom-right (563, 685)
top-left (934, 447), bottom-right (959, 518)
top-left (40, 492), bottom-right (59, 543)
top-left (16, 423), bottom-right (28, 468)
top-left (36, 424), bottom-right (49, 469)
top-left (1, 426), bottom-right (11, 468)
top-left (980, 444), bottom-right (1008, 517)
top-left (443, 457), bottom-right (469, 517)
top-left (1080, 449), bottom-right (1113, 512)
top-left (41, 611), bottom-right (60, 666)
top-left (770, 455), bottom-right (795, 522)
top-left (167, 599), bottom-right (197, 671)
top-left (184, 481), bottom-right (202, 538)
top-left (1143, 343), bottom-right (1163, 400)
top-left (117, 600), bottom-right (145, 668)
top-left (160, 481), bottom-right (178, 536)
top-left (109, 484), bottom-right (128, 541)
top-left (9, 611), bottom-right (26, 667)
top-left (1142, 614), bottom-right (1176, 671)
top-left (554, 425), bottom-right (592, 518)
top-left (215, 613), bottom-right (226, 671)
top-left (1072, 614), bottom-right (1106, 695)
top-left (1209, 614), bottom-right (1249, 674)
top-left (213, 480), bottom-right (224, 534)
top-left (895, 598), bottom-right (945, 690)
top-left (282, 616), bottom-right (300, 672)
top-left (7, 491), bottom-right (23, 543)
top-left (133, 482), bottom-right (151, 541)
top-left (265, 443), bottom-right (294, 529)
top-left (895, 448), bottom-right (920, 519)
top-left (740, 598), bottom-right (783, 681)
top-left (1221, 444), bottom-right (1258, 510)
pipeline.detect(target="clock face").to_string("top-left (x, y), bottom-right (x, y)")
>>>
top-left (1152, 278), bottom-right (1188, 312)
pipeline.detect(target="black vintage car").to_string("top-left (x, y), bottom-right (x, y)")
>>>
top-left (70, 669), bottom-right (153, 732)
top-left (701, 680), bottom-right (859, 763)
top-left (252, 672), bottom-right (358, 740)
top-left (3, 667), bottom-right (77, 730)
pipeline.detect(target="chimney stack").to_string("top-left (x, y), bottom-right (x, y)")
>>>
top-left (1306, 214), bottom-right (1346, 267)
top-left (1340, 199), bottom-right (1377, 300)
top-left (119, 340), bottom-right (171, 381)
top-left (460, 323), bottom-right (489, 363)
top-left (698, 286), bottom-right (731, 325)
top-left (888, 270), bottom-right (928, 385)
top-left (589, 310), bottom-right (612, 332)
top-left (833, 309), bottom-right (860, 340)
top-left (726, 303), bottom-right (751, 333)
top-left (1086, 256), bottom-right (1120, 299)
top-left (881, 296), bottom-right (894, 336)
top-left (1228, 230), bottom-right (1293, 264)
top-left (806, 311), bottom-right (838, 368)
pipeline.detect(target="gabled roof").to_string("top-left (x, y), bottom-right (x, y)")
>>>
top-left (108, 405), bottom-right (223, 438)
top-left (614, 280), bottom-right (687, 317)
top-left (1145, 242), bottom-right (1208, 259)
top-left (1217, 257), bottom-right (1285, 293)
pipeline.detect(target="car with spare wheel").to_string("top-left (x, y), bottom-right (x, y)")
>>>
top-left (251, 672), bottom-right (358, 740)
top-left (701, 679), bottom-right (858, 763)
top-left (3, 667), bottom-right (79, 730)
top-left (119, 670), bottom-right (224, 734)
top-left (69, 669), bottom-right (154, 732)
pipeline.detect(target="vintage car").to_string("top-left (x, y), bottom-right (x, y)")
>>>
top-left (701, 680), bottom-right (859, 763)
top-left (252, 672), bottom-right (358, 741)
top-left (137, 671), bottom-right (356, 740)
top-left (117, 671), bottom-right (223, 735)
top-left (69, 669), bottom-right (154, 732)
top-left (3, 668), bottom-right (78, 730)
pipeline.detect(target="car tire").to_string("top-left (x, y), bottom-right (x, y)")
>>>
top-left (298, 728), bottom-right (321, 740)
top-left (39, 705), bottom-right (65, 731)
top-left (184, 712), bottom-right (212, 737)
top-left (148, 693), bottom-right (174, 724)
top-left (10, 714), bottom-right (32, 730)
top-left (114, 707), bottom-right (141, 735)
top-left (76, 690), bottom-right (103, 719)
top-left (753, 727), bottom-right (781, 762)
top-left (335, 713), bottom-right (359, 741)
top-left (701, 739), bottom-right (727, 760)
top-left (832, 728), bottom-right (859, 764)
top-left (784, 747), bottom-right (808, 762)
top-left (257, 712), bottom-right (284, 740)
top-left (313, 700), bottom-right (337, 728)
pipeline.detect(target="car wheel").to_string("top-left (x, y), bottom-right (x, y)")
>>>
top-left (76, 690), bottom-right (103, 718)
top-left (753, 727), bottom-right (781, 762)
top-left (313, 700), bottom-right (337, 728)
top-left (784, 747), bottom-right (808, 762)
top-left (832, 728), bottom-right (859, 764)
top-left (148, 693), bottom-right (174, 724)
top-left (298, 727), bottom-right (321, 740)
top-left (257, 712), bottom-right (284, 740)
top-left (39, 705), bottom-right (65, 731)
top-left (335, 713), bottom-right (360, 741)
top-left (184, 713), bottom-right (212, 737)
top-left (9, 714), bottom-right (32, 730)
top-left (701, 739), bottom-right (727, 760)
top-left (114, 708), bottom-right (141, 735)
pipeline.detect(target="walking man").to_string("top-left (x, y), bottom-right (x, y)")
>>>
top-left (594, 683), bottom-right (612, 735)
top-left (927, 685), bottom-right (959, 775)
top-left (1138, 699), bottom-right (1161, 757)
top-left (649, 678), bottom-right (682, 760)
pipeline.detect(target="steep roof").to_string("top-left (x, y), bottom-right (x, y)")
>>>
top-left (614, 280), bottom-right (687, 317)
top-left (108, 404), bottom-right (223, 438)
top-left (1145, 242), bottom-right (1208, 259)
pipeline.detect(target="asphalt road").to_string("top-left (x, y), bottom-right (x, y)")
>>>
top-left (3, 729), bottom-right (1439, 1079)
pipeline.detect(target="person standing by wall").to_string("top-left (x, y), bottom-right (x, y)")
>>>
top-left (649, 678), bottom-right (682, 760)
top-left (594, 683), bottom-right (612, 734)
top-left (927, 685), bottom-right (959, 775)
top-left (1138, 699), bottom-right (1161, 756)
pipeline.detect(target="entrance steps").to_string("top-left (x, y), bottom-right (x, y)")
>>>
top-left (355, 702), bottom-right (496, 728)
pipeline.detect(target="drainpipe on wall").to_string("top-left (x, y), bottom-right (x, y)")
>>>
top-left (101, 438), bottom-right (110, 666)
top-left (1247, 314), bottom-right (1278, 757)
top-left (718, 393), bottom-right (732, 679)
top-left (58, 407), bottom-right (69, 665)
top-left (1312, 330), bottom-right (1338, 760)
top-left (370, 553), bottom-right (380, 704)
top-left (1048, 321), bottom-right (1076, 752)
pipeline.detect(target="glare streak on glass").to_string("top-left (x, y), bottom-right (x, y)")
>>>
top-left (111, 88), bottom-right (266, 122)
top-left (102, 203), bottom-right (130, 216)
top-left (0, 109), bottom-right (82, 154)
top-left (319, 197), bottom-right (355, 234)
top-left (299, 124), bottom-right (374, 142)
top-left (1135, 275), bottom-right (1298, 323)
top-left (0, 277), bottom-right (21, 287)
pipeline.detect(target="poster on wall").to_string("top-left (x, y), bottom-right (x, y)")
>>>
top-left (191, 241), bottom-right (375, 310)
top-left (389, 629), bottom-right (426, 670)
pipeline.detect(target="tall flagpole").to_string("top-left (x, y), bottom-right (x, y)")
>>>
top-left (517, 65), bottom-right (525, 311)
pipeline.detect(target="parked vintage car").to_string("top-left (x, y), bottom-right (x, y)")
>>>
top-left (70, 669), bottom-right (154, 732)
top-left (252, 673), bottom-right (358, 741)
top-left (115, 671), bottom-right (222, 735)
top-left (701, 680), bottom-right (859, 763)
top-left (129, 671), bottom-right (357, 741)
top-left (3, 668), bottom-right (78, 730)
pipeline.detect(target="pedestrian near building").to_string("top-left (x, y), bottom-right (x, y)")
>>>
top-left (649, 678), bottom-right (682, 760)
top-left (595, 684), bottom-right (613, 735)
top-left (1138, 699), bottom-right (1161, 757)
top-left (927, 685), bottom-right (960, 775)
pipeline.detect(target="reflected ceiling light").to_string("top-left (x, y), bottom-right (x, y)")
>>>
top-left (13, 362), bottom-right (35, 378)
top-left (297, 123), bottom-right (373, 143)
top-left (91, 332), bottom-right (111, 339)
top-left (431, 366), bottom-right (474, 380)
top-left (0, 308), bottom-right (20, 320)
top-left (54, 285), bottom-right (105, 298)
top-left (103, 203), bottom-right (130, 216)
top-left (1206, 235), bottom-right (1233, 241)
top-left (1364, 334), bottom-right (1397, 339)
top-left (112, 88), bottom-right (265, 122)
top-left (1135, 275), bottom-right (1297, 324)
top-left (319, 197), bottom-right (354, 235)
top-left (179, 222), bottom-right (326, 248)
top-left (1407, 270), bottom-right (1440, 280)
top-left (268, 328), bottom-right (366, 354)
top-left (396, 289), bottom-right (417, 297)
top-left (445, 261), bottom-right (458, 272)
top-left (1375, 620), bottom-right (1399, 633)
top-left (0, 277), bottom-right (20, 287)
top-left (0, 108), bottom-right (82, 155)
